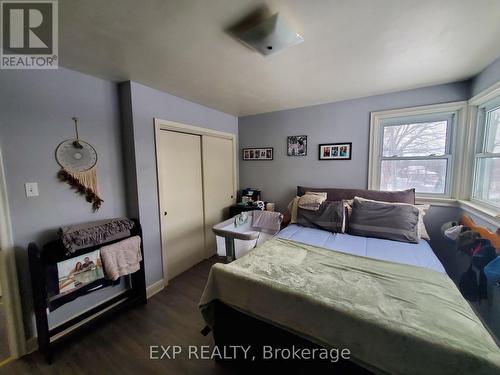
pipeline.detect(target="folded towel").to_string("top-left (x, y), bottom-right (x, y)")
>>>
top-left (100, 236), bottom-right (142, 281)
top-left (298, 192), bottom-right (327, 211)
top-left (59, 218), bottom-right (135, 253)
top-left (252, 210), bottom-right (283, 234)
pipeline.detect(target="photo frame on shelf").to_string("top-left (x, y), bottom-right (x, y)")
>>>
top-left (318, 142), bottom-right (352, 160)
top-left (242, 147), bottom-right (273, 160)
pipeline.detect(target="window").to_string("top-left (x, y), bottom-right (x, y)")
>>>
top-left (369, 102), bottom-right (466, 200)
top-left (380, 118), bottom-right (451, 195)
top-left (472, 97), bottom-right (500, 208)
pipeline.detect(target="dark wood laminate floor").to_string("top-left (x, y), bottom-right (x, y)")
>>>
top-left (2, 257), bottom-right (233, 375)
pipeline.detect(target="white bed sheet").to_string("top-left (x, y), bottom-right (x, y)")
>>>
top-left (277, 224), bottom-right (446, 273)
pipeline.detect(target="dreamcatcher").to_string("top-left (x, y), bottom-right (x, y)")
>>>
top-left (55, 118), bottom-right (103, 211)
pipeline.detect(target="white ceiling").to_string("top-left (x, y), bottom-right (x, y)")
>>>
top-left (60, 0), bottom-right (500, 116)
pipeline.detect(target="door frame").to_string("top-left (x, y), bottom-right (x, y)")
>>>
top-left (154, 118), bottom-right (237, 281)
top-left (0, 147), bottom-right (26, 359)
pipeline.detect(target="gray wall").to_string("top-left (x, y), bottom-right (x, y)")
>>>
top-left (471, 56), bottom-right (500, 97)
top-left (239, 81), bottom-right (470, 210)
top-left (239, 81), bottom-right (470, 278)
top-left (121, 81), bottom-right (238, 286)
top-left (1, 57), bottom-right (498, 342)
top-left (0, 71), bottom-right (238, 339)
top-left (0, 68), bottom-right (127, 336)
top-left (466, 56), bottom-right (500, 231)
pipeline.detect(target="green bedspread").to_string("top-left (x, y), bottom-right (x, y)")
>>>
top-left (199, 238), bottom-right (500, 374)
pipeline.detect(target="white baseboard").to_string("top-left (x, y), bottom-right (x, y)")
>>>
top-left (146, 279), bottom-right (165, 299)
top-left (22, 280), bottom-right (166, 356)
top-left (25, 336), bottom-right (37, 354)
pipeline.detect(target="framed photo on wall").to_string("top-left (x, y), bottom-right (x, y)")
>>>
top-left (242, 147), bottom-right (273, 160)
top-left (319, 142), bottom-right (352, 160)
top-left (287, 135), bottom-right (307, 156)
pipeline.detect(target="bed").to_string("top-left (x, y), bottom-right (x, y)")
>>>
top-left (199, 187), bottom-right (500, 374)
top-left (278, 224), bottom-right (446, 273)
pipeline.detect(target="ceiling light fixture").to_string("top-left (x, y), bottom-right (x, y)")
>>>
top-left (235, 13), bottom-right (304, 56)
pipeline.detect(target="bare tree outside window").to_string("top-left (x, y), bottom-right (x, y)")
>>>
top-left (486, 108), bottom-right (500, 153)
top-left (380, 121), bottom-right (449, 194)
top-left (474, 107), bottom-right (500, 205)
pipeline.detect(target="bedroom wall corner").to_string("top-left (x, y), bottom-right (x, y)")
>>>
top-left (464, 56), bottom-right (500, 232)
top-left (238, 81), bottom-right (471, 278)
top-left (470, 56), bottom-right (500, 97)
top-left (118, 81), bottom-right (140, 219)
top-left (123, 81), bottom-right (238, 287)
top-left (238, 81), bottom-right (470, 211)
top-left (0, 67), bottom-right (128, 338)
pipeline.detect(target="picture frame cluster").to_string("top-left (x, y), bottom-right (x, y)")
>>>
top-left (242, 147), bottom-right (274, 160)
top-left (242, 137), bottom-right (352, 161)
top-left (287, 135), bottom-right (307, 156)
top-left (319, 142), bottom-right (352, 160)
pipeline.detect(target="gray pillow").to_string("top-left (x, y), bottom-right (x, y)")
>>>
top-left (348, 197), bottom-right (420, 243)
top-left (297, 201), bottom-right (344, 233)
top-left (297, 186), bottom-right (415, 204)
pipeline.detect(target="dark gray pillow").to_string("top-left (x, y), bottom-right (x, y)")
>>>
top-left (297, 186), bottom-right (415, 204)
top-left (348, 198), bottom-right (420, 243)
top-left (297, 201), bottom-right (344, 233)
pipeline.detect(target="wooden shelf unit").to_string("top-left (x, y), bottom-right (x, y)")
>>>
top-left (28, 219), bottom-right (147, 364)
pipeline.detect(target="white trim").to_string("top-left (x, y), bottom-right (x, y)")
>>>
top-left (154, 119), bottom-right (235, 140)
top-left (467, 80), bottom-right (500, 208)
top-left (23, 280), bottom-right (167, 355)
top-left (154, 118), bottom-right (237, 282)
top-left (369, 101), bottom-right (468, 199)
top-left (414, 197), bottom-right (459, 207)
top-left (25, 337), bottom-right (38, 355)
top-left (146, 279), bottom-right (166, 299)
top-left (25, 295), bottom-right (131, 354)
top-left (51, 297), bottom-right (129, 342)
top-left (458, 200), bottom-right (500, 228)
top-left (412, 196), bottom-right (499, 227)
top-left (469, 79), bottom-right (500, 106)
top-left (458, 105), bottom-right (478, 200)
top-left (0, 148), bottom-right (26, 359)
top-left (451, 105), bottom-right (470, 199)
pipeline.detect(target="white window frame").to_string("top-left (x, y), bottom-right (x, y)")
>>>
top-left (467, 81), bottom-right (500, 215)
top-left (368, 101), bottom-right (468, 204)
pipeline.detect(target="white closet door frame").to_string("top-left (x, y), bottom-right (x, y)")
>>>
top-left (0, 147), bottom-right (26, 359)
top-left (154, 118), bottom-right (237, 281)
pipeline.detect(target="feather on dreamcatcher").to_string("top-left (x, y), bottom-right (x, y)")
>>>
top-left (56, 118), bottom-right (103, 211)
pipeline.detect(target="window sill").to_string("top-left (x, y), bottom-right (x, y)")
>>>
top-left (415, 197), bottom-right (499, 227)
top-left (458, 200), bottom-right (500, 227)
top-left (415, 197), bottom-right (458, 207)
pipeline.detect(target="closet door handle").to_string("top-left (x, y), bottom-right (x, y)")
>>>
top-left (164, 211), bottom-right (168, 216)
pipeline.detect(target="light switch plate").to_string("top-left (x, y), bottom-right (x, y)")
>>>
top-left (25, 182), bottom-right (39, 197)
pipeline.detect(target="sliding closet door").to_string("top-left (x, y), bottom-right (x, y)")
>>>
top-left (158, 130), bottom-right (205, 280)
top-left (202, 135), bottom-right (235, 256)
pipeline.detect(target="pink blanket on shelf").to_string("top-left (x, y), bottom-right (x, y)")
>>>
top-left (100, 236), bottom-right (142, 281)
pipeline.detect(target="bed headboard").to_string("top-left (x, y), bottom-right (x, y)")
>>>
top-left (297, 186), bottom-right (416, 204)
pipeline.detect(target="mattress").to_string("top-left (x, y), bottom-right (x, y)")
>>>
top-left (277, 224), bottom-right (446, 273)
top-left (200, 237), bottom-right (500, 374)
